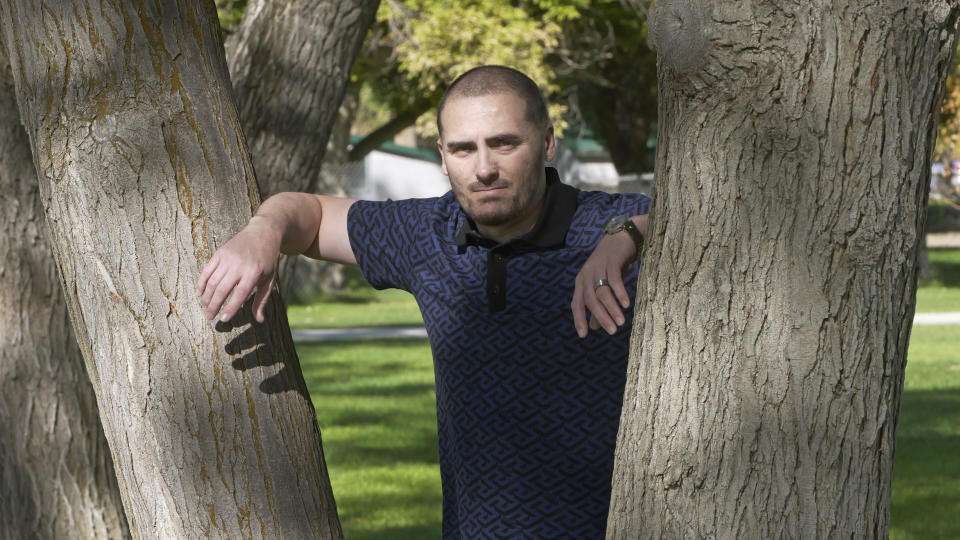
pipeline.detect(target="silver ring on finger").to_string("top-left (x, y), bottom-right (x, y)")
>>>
top-left (594, 278), bottom-right (609, 290)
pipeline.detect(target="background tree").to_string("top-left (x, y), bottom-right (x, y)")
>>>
top-left (0, 44), bottom-right (129, 540)
top-left (936, 41), bottom-right (960, 161)
top-left (347, 0), bottom-right (576, 161)
top-left (550, 0), bottom-right (658, 175)
top-left (0, 1), bottom-right (343, 536)
top-left (608, 1), bottom-right (960, 537)
top-left (222, 0), bottom-right (378, 302)
top-left (346, 0), bottom-right (660, 178)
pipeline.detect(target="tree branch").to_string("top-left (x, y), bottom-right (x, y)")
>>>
top-left (348, 99), bottom-right (433, 162)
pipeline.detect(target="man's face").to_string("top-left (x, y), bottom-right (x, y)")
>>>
top-left (437, 92), bottom-right (555, 238)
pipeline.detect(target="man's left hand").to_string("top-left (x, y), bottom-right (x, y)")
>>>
top-left (571, 214), bottom-right (648, 338)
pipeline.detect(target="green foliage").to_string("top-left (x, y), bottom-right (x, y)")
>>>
top-left (381, 1), bottom-right (559, 95)
top-left (935, 40), bottom-right (960, 158)
top-left (355, 0), bottom-right (628, 138)
top-left (214, 0), bottom-right (247, 34)
top-left (550, 0), bottom-right (658, 173)
top-left (348, 0), bottom-right (659, 172)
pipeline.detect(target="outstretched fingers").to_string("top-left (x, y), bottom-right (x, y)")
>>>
top-left (196, 256), bottom-right (220, 297)
top-left (572, 253), bottom-right (634, 338)
top-left (204, 270), bottom-right (243, 321)
top-left (586, 284), bottom-right (620, 335)
top-left (606, 267), bottom-right (630, 310)
top-left (217, 271), bottom-right (260, 323)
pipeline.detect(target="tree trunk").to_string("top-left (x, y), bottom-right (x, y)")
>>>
top-left (283, 81), bottom-right (364, 303)
top-left (225, 0), bottom-right (377, 196)
top-left (609, 2), bottom-right (959, 538)
top-left (0, 44), bottom-right (129, 540)
top-left (224, 0), bottom-right (378, 302)
top-left (0, 1), bottom-right (342, 537)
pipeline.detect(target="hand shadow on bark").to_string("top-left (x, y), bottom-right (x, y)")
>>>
top-left (215, 297), bottom-right (311, 399)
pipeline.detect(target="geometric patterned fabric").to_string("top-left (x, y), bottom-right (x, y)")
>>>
top-left (347, 168), bottom-right (651, 539)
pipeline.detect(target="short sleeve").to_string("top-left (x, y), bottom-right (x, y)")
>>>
top-left (347, 198), bottom-right (430, 292)
top-left (621, 192), bottom-right (651, 217)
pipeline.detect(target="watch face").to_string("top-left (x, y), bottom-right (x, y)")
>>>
top-left (604, 215), bottom-right (629, 234)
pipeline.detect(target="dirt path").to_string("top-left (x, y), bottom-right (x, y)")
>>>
top-left (927, 232), bottom-right (960, 248)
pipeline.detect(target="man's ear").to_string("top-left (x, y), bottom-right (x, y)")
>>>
top-left (437, 138), bottom-right (448, 175)
top-left (544, 124), bottom-right (556, 162)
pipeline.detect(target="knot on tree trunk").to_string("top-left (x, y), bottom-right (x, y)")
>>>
top-left (648, 0), bottom-right (710, 75)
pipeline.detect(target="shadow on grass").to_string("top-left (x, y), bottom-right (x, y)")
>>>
top-left (349, 524), bottom-right (442, 540)
top-left (891, 388), bottom-right (960, 539)
top-left (337, 489), bottom-right (442, 540)
top-left (312, 293), bottom-right (378, 305)
top-left (300, 338), bottom-right (440, 467)
top-left (321, 382), bottom-right (436, 399)
top-left (931, 262), bottom-right (960, 288)
top-left (323, 428), bottom-right (440, 467)
top-left (925, 249), bottom-right (960, 288)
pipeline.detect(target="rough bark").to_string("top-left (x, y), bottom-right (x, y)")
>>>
top-left (0, 44), bottom-right (129, 540)
top-left (609, 2), bottom-right (960, 538)
top-left (225, 0), bottom-right (377, 196)
top-left (224, 0), bottom-right (378, 302)
top-left (0, 1), bottom-right (341, 537)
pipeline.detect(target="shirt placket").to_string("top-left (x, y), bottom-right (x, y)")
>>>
top-left (486, 247), bottom-right (508, 313)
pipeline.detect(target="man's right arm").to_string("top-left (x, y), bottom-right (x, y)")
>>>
top-left (195, 192), bottom-right (356, 324)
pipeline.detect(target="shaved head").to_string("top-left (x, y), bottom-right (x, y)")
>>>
top-left (437, 65), bottom-right (549, 136)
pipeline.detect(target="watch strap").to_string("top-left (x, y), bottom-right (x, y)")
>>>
top-left (620, 218), bottom-right (644, 257)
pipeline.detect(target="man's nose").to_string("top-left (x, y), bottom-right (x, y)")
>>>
top-left (476, 147), bottom-right (498, 184)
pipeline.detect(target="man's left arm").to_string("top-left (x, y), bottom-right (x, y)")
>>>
top-left (571, 214), bottom-right (648, 338)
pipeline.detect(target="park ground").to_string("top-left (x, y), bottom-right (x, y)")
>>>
top-left (288, 247), bottom-right (960, 540)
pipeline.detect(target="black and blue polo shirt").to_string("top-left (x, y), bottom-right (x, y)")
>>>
top-left (347, 167), bottom-right (651, 539)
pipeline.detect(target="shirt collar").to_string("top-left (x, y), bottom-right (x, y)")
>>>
top-left (453, 167), bottom-right (578, 249)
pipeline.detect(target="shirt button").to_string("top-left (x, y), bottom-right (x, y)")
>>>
top-left (492, 285), bottom-right (501, 294)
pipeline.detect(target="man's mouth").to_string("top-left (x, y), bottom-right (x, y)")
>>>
top-left (471, 183), bottom-right (509, 193)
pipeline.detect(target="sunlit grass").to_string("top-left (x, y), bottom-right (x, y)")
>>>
top-left (287, 268), bottom-right (423, 329)
top-left (916, 249), bottom-right (960, 312)
top-left (287, 287), bottom-right (422, 329)
top-left (891, 324), bottom-right (960, 539)
top-left (299, 338), bottom-right (441, 540)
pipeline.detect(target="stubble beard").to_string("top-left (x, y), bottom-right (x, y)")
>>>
top-left (451, 160), bottom-right (547, 230)
top-left (462, 188), bottom-right (522, 227)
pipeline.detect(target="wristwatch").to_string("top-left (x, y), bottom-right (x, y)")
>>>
top-left (603, 214), bottom-right (644, 257)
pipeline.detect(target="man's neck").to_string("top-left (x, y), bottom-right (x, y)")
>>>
top-left (476, 194), bottom-right (546, 243)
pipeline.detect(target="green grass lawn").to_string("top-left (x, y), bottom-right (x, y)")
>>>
top-left (916, 248), bottom-right (960, 312)
top-left (295, 250), bottom-right (960, 539)
top-left (891, 324), bottom-right (960, 539)
top-left (287, 267), bottom-right (423, 329)
top-left (299, 338), bottom-right (440, 539)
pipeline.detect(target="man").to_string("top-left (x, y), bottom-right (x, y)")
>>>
top-left (197, 66), bottom-right (650, 538)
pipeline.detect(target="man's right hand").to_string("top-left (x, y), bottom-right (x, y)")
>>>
top-left (196, 216), bottom-right (281, 324)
